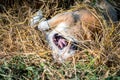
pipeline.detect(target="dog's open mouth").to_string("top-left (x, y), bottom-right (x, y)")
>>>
top-left (53, 34), bottom-right (68, 50)
top-left (53, 33), bottom-right (79, 50)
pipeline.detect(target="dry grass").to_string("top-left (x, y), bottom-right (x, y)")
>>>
top-left (0, 0), bottom-right (120, 80)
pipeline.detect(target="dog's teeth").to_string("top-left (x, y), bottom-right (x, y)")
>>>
top-left (58, 39), bottom-right (67, 49)
top-left (58, 39), bottom-right (63, 49)
top-left (62, 40), bottom-right (67, 46)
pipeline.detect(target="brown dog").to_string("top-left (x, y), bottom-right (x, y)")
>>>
top-left (30, 0), bottom-right (118, 62)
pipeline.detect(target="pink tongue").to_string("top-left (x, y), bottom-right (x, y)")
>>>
top-left (58, 38), bottom-right (67, 49)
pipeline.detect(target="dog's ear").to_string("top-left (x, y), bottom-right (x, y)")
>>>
top-left (80, 10), bottom-right (98, 25)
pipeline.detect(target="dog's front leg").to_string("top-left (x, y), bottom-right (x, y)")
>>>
top-left (38, 12), bottom-right (74, 31)
top-left (30, 10), bottom-right (43, 27)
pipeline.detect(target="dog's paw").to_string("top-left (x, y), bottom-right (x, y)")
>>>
top-left (30, 10), bottom-right (43, 27)
top-left (38, 21), bottom-right (50, 31)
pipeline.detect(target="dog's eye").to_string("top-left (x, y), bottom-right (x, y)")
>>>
top-left (70, 42), bottom-right (78, 50)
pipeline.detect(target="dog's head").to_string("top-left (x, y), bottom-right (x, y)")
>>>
top-left (38, 21), bottom-right (80, 62)
top-left (46, 22), bottom-right (80, 62)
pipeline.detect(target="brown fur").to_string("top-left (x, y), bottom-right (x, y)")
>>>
top-left (48, 9), bottom-right (99, 40)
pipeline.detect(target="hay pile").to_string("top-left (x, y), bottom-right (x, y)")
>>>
top-left (0, 0), bottom-right (120, 80)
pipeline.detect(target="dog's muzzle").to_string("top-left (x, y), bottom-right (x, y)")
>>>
top-left (53, 33), bottom-right (79, 50)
